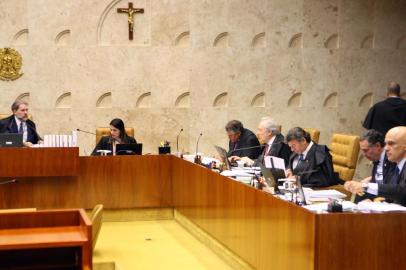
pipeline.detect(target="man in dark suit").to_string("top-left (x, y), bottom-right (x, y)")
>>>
top-left (0, 100), bottom-right (41, 146)
top-left (352, 129), bottom-right (396, 202)
top-left (363, 82), bottom-right (406, 135)
top-left (285, 127), bottom-right (339, 187)
top-left (226, 120), bottom-right (261, 160)
top-left (232, 117), bottom-right (291, 166)
top-left (345, 126), bottom-right (406, 206)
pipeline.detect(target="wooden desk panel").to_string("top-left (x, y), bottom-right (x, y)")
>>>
top-left (0, 147), bottom-right (79, 177)
top-left (172, 157), bottom-right (316, 270)
top-left (0, 155), bottom-right (172, 209)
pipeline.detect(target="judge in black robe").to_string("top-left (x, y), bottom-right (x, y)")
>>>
top-left (225, 120), bottom-right (261, 160)
top-left (363, 82), bottom-right (406, 135)
top-left (91, 118), bottom-right (137, 156)
top-left (286, 127), bottom-right (339, 187)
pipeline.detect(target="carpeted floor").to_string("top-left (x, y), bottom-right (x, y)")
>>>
top-left (93, 220), bottom-right (233, 270)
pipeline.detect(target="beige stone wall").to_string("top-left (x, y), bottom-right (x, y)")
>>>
top-left (0, 0), bottom-right (405, 177)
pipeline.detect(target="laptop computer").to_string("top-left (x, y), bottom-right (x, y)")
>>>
top-left (0, 133), bottom-right (23, 147)
top-left (116, 143), bottom-right (143, 155)
top-left (214, 145), bottom-right (232, 170)
top-left (259, 164), bottom-right (283, 194)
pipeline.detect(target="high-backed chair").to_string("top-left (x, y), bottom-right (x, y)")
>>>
top-left (329, 133), bottom-right (360, 181)
top-left (90, 204), bottom-right (103, 251)
top-left (304, 128), bottom-right (320, 143)
top-left (95, 127), bottom-right (135, 144)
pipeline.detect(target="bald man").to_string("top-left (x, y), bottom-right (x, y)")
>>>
top-left (363, 82), bottom-right (406, 135)
top-left (345, 126), bottom-right (406, 205)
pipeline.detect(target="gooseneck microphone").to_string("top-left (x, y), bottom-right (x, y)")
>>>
top-left (229, 144), bottom-right (265, 154)
top-left (195, 133), bottom-right (203, 155)
top-left (176, 128), bottom-right (183, 153)
top-left (76, 128), bottom-right (96, 135)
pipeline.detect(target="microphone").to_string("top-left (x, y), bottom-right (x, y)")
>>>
top-left (194, 133), bottom-right (203, 164)
top-left (176, 128), bottom-right (183, 153)
top-left (229, 144), bottom-right (265, 154)
top-left (76, 128), bottom-right (96, 135)
top-left (195, 133), bottom-right (202, 155)
top-left (0, 179), bottom-right (18, 185)
top-left (296, 169), bottom-right (318, 176)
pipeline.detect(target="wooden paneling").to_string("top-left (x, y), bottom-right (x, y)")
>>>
top-left (1, 152), bottom-right (406, 270)
top-left (315, 213), bottom-right (406, 270)
top-left (0, 209), bottom-right (92, 269)
top-left (0, 155), bottom-right (172, 209)
top-left (172, 157), bottom-right (316, 270)
top-left (0, 147), bottom-right (79, 177)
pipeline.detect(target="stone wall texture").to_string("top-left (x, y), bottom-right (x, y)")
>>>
top-left (0, 0), bottom-right (405, 177)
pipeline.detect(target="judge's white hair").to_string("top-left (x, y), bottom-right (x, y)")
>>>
top-left (259, 117), bottom-right (280, 135)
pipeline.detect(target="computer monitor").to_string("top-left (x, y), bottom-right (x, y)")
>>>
top-left (116, 143), bottom-right (142, 155)
top-left (0, 133), bottom-right (23, 147)
top-left (214, 145), bottom-right (232, 170)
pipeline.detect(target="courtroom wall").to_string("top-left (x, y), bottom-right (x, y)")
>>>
top-left (0, 0), bottom-right (405, 177)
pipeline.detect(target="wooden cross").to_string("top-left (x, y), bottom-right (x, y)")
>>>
top-left (117, 2), bottom-right (144, 40)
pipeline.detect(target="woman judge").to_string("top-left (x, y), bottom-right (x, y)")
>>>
top-left (91, 118), bottom-right (137, 156)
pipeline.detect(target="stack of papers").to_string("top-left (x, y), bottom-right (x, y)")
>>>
top-left (303, 201), bottom-right (356, 212)
top-left (356, 201), bottom-right (406, 212)
top-left (305, 189), bottom-right (347, 201)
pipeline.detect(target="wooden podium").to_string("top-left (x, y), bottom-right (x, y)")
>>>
top-left (0, 209), bottom-right (92, 270)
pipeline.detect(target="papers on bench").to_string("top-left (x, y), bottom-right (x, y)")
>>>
top-left (264, 156), bottom-right (286, 170)
top-left (305, 189), bottom-right (347, 201)
top-left (357, 201), bottom-right (406, 212)
top-left (303, 201), bottom-right (357, 212)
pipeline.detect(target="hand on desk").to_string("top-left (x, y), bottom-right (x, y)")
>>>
top-left (285, 169), bottom-right (295, 179)
top-left (344, 181), bottom-right (364, 194)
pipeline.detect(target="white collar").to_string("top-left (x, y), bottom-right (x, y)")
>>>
top-left (267, 136), bottom-right (276, 146)
top-left (398, 158), bottom-right (406, 172)
top-left (301, 141), bottom-right (314, 159)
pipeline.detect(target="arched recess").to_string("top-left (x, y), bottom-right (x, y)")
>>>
top-left (12, 29), bottom-right (29, 46)
top-left (213, 32), bottom-right (229, 47)
top-left (96, 92), bottom-right (112, 108)
top-left (136, 92), bottom-right (151, 108)
top-left (175, 92), bottom-right (190, 108)
top-left (251, 92), bottom-right (265, 107)
top-left (55, 29), bottom-right (71, 46)
top-left (323, 92), bottom-right (338, 107)
top-left (287, 92), bottom-right (302, 107)
top-left (359, 93), bottom-right (373, 107)
top-left (289, 33), bottom-right (303, 48)
top-left (175, 31), bottom-right (190, 47)
top-left (213, 92), bottom-right (228, 107)
top-left (324, 34), bottom-right (338, 49)
top-left (55, 92), bottom-right (72, 108)
top-left (96, 0), bottom-right (122, 45)
top-left (16, 93), bottom-right (30, 103)
top-left (396, 35), bottom-right (406, 49)
top-left (251, 32), bottom-right (265, 48)
top-left (361, 34), bottom-right (374, 49)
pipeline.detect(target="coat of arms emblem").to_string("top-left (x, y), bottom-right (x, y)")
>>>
top-left (0, 48), bottom-right (23, 81)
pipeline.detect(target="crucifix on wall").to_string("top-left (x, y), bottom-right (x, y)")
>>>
top-left (117, 2), bottom-right (144, 40)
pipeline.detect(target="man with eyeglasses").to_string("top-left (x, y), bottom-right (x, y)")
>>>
top-left (350, 129), bottom-right (396, 202)
top-left (345, 126), bottom-right (406, 205)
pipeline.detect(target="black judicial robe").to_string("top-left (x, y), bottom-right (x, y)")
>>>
top-left (0, 115), bottom-right (40, 144)
top-left (363, 97), bottom-right (406, 135)
top-left (254, 133), bottom-right (292, 166)
top-left (288, 143), bottom-right (339, 187)
top-left (91, 136), bottom-right (137, 156)
top-left (227, 128), bottom-right (261, 159)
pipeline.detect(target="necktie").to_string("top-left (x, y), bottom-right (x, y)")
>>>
top-left (263, 144), bottom-right (270, 156)
top-left (18, 121), bottom-right (23, 134)
top-left (299, 154), bottom-right (304, 162)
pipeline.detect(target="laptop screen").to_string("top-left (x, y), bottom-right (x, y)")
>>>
top-left (0, 133), bottom-right (23, 147)
top-left (214, 145), bottom-right (232, 170)
top-left (116, 143), bottom-right (142, 155)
